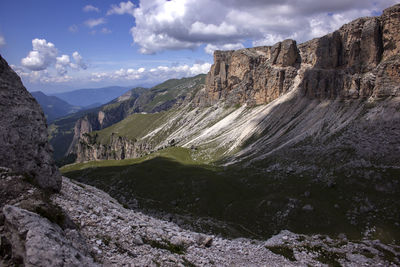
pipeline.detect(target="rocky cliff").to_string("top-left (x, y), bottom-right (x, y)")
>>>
top-left (74, 133), bottom-right (152, 162)
top-left (204, 4), bottom-right (400, 105)
top-left (0, 55), bottom-right (96, 265)
top-left (0, 55), bottom-right (61, 191)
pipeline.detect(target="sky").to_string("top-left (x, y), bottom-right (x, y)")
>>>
top-left (0, 0), bottom-right (398, 93)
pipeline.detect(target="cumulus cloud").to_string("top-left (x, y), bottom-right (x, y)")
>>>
top-left (18, 39), bottom-right (87, 83)
top-left (0, 35), bottom-right (5, 47)
top-left (90, 62), bottom-right (211, 83)
top-left (72, 51), bottom-right (87, 70)
top-left (127, 0), bottom-right (397, 54)
top-left (21, 39), bottom-right (58, 71)
top-left (83, 5), bottom-right (100, 13)
top-left (204, 43), bottom-right (244, 55)
top-left (107, 1), bottom-right (135, 16)
top-left (55, 54), bottom-right (71, 75)
top-left (85, 18), bottom-right (106, 28)
top-left (12, 64), bottom-right (73, 84)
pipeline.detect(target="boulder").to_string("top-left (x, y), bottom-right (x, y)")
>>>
top-left (2, 205), bottom-right (97, 266)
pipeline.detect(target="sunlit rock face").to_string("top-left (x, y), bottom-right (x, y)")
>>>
top-left (204, 4), bottom-right (400, 105)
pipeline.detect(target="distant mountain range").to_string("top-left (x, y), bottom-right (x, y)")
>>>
top-left (31, 91), bottom-right (83, 123)
top-left (51, 86), bottom-right (132, 107)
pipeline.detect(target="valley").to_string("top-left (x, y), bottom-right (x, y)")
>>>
top-left (1, 2), bottom-right (400, 266)
top-left (54, 5), bottom-right (400, 246)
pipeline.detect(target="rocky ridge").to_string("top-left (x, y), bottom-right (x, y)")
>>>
top-left (66, 5), bottom-right (400, 166)
top-left (204, 4), bottom-right (400, 105)
top-left (0, 55), bottom-right (61, 191)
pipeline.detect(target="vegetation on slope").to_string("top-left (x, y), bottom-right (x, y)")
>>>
top-left (49, 74), bottom-right (206, 163)
top-left (62, 145), bottom-right (400, 245)
top-left (92, 111), bottom-right (171, 145)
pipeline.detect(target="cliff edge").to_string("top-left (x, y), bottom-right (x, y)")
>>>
top-left (0, 55), bottom-right (61, 191)
top-left (204, 4), bottom-right (400, 105)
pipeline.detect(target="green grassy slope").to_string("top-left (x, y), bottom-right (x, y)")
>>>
top-left (93, 111), bottom-right (170, 144)
top-left (49, 75), bottom-right (205, 162)
top-left (62, 146), bottom-right (400, 244)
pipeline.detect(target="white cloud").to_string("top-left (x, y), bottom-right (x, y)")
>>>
top-left (0, 35), bottom-right (5, 47)
top-left (204, 43), bottom-right (244, 55)
top-left (107, 1), bottom-right (135, 16)
top-left (12, 65), bottom-right (73, 84)
top-left (18, 39), bottom-right (87, 83)
top-left (21, 39), bottom-right (58, 71)
top-left (190, 22), bottom-right (238, 37)
top-left (85, 18), bottom-right (106, 28)
top-left (101, 27), bottom-right (112, 34)
top-left (90, 62), bottom-right (211, 83)
top-left (55, 54), bottom-right (71, 75)
top-left (128, 0), bottom-right (397, 54)
top-left (68, 24), bottom-right (78, 33)
top-left (72, 51), bottom-right (87, 70)
top-left (83, 5), bottom-right (100, 13)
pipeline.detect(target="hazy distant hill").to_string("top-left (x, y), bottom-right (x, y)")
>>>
top-left (51, 86), bottom-right (131, 107)
top-left (31, 91), bottom-right (82, 123)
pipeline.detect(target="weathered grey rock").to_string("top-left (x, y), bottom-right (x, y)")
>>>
top-left (2, 205), bottom-right (97, 266)
top-left (0, 55), bottom-right (61, 191)
top-left (47, 176), bottom-right (400, 266)
top-left (205, 43), bottom-right (299, 106)
top-left (204, 4), bottom-right (400, 105)
top-left (74, 132), bottom-right (152, 163)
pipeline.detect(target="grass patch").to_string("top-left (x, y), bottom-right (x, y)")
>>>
top-left (93, 112), bottom-right (170, 144)
top-left (266, 246), bottom-right (296, 261)
top-left (61, 147), bottom-right (400, 244)
top-left (374, 245), bottom-right (399, 264)
top-left (143, 238), bottom-right (186, 255)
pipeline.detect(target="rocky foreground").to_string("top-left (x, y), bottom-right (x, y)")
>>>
top-left (2, 169), bottom-right (398, 266)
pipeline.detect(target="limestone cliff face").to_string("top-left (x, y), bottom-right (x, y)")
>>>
top-left (0, 55), bottom-right (61, 191)
top-left (204, 4), bottom-right (400, 105)
top-left (205, 39), bottom-right (300, 105)
top-left (75, 133), bottom-right (152, 162)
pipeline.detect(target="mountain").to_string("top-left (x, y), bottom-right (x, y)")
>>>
top-left (61, 4), bottom-right (400, 246)
top-left (51, 86), bottom-right (132, 107)
top-left (48, 75), bottom-right (205, 162)
top-left (1, 4), bottom-right (400, 266)
top-left (31, 91), bottom-right (82, 123)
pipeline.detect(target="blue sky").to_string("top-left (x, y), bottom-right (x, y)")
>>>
top-left (0, 0), bottom-right (397, 93)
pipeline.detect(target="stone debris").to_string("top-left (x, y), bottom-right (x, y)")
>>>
top-left (52, 177), bottom-right (400, 266)
top-left (52, 177), bottom-right (298, 266)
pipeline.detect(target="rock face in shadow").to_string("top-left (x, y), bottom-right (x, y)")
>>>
top-left (0, 55), bottom-right (61, 191)
top-left (204, 4), bottom-right (400, 105)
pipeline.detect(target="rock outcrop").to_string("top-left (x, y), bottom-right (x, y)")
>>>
top-left (2, 205), bottom-right (97, 266)
top-left (0, 55), bottom-right (61, 191)
top-left (204, 4), bottom-right (400, 105)
top-left (74, 133), bottom-right (152, 162)
top-left (205, 39), bottom-right (300, 106)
